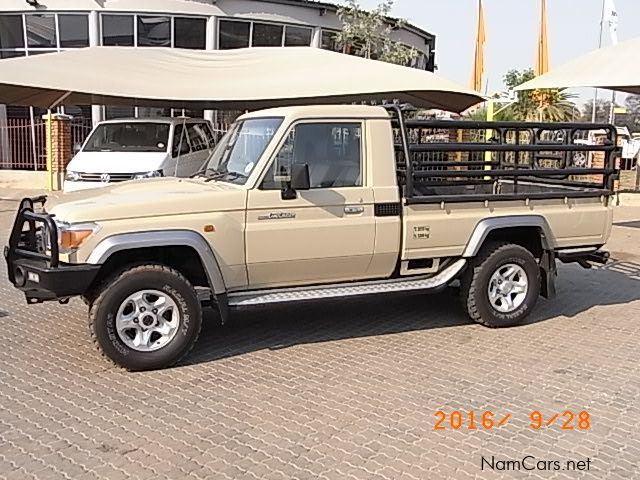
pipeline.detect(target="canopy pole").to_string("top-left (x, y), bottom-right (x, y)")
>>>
top-left (48, 91), bottom-right (72, 110)
top-left (591, 0), bottom-right (606, 123)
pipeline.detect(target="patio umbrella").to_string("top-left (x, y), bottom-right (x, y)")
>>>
top-left (516, 36), bottom-right (640, 94)
top-left (0, 46), bottom-right (483, 112)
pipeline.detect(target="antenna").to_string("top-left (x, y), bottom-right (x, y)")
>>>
top-left (174, 116), bottom-right (188, 177)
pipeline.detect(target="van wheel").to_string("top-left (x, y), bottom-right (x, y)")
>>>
top-left (461, 242), bottom-right (541, 328)
top-left (89, 264), bottom-right (202, 371)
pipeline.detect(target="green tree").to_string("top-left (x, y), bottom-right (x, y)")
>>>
top-left (581, 99), bottom-right (613, 124)
top-left (336, 0), bottom-right (418, 66)
top-left (502, 69), bottom-right (578, 122)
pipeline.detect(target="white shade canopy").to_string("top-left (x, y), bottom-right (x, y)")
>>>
top-left (516, 36), bottom-right (640, 94)
top-left (0, 46), bottom-right (483, 112)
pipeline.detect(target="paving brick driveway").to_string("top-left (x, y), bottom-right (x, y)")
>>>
top-left (1, 194), bottom-right (639, 480)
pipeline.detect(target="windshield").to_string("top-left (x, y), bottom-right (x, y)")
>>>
top-left (83, 122), bottom-right (170, 153)
top-left (199, 117), bottom-right (283, 184)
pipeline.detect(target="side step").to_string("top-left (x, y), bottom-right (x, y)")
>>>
top-left (228, 259), bottom-right (467, 307)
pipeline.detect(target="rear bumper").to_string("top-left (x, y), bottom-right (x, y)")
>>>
top-left (6, 253), bottom-right (100, 303)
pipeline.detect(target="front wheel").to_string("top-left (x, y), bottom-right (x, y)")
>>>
top-left (461, 242), bottom-right (541, 328)
top-left (89, 264), bottom-right (202, 371)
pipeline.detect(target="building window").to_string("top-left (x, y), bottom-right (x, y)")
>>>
top-left (320, 29), bottom-right (341, 52)
top-left (58, 14), bottom-right (89, 48)
top-left (284, 25), bottom-right (312, 46)
top-left (0, 15), bottom-right (25, 50)
top-left (104, 105), bottom-right (135, 120)
top-left (137, 16), bottom-right (171, 47)
top-left (174, 17), bottom-right (206, 49)
top-left (26, 14), bottom-right (57, 49)
top-left (102, 14), bottom-right (134, 46)
top-left (218, 20), bottom-right (250, 49)
top-left (252, 23), bottom-right (283, 47)
top-left (0, 50), bottom-right (25, 59)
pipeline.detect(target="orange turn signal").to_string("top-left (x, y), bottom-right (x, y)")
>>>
top-left (60, 229), bottom-right (94, 250)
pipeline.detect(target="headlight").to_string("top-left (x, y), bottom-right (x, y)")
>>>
top-left (133, 170), bottom-right (163, 180)
top-left (65, 171), bottom-right (81, 182)
top-left (56, 221), bottom-right (100, 253)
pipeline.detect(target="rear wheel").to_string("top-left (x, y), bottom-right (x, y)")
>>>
top-left (89, 264), bottom-right (202, 370)
top-left (461, 242), bottom-right (541, 327)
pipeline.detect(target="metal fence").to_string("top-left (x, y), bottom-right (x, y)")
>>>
top-left (0, 117), bottom-right (94, 171)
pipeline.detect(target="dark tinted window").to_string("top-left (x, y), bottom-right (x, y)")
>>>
top-left (252, 23), bottom-right (283, 47)
top-left (202, 123), bottom-right (216, 146)
top-left (59, 14), bottom-right (89, 48)
top-left (102, 15), bottom-right (134, 46)
top-left (262, 123), bottom-right (362, 189)
top-left (321, 30), bottom-right (341, 52)
top-left (84, 123), bottom-right (170, 152)
top-left (187, 123), bottom-right (210, 152)
top-left (174, 17), bottom-right (206, 49)
top-left (284, 25), bottom-right (312, 46)
top-left (218, 20), bottom-right (250, 49)
top-left (137, 16), bottom-right (170, 47)
top-left (0, 50), bottom-right (25, 59)
top-left (26, 14), bottom-right (56, 48)
top-left (172, 124), bottom-right (191, 157)
top-left (104, 105), bottom-right (135, 120)
top-left (0, 15), bottom-right (25, 49)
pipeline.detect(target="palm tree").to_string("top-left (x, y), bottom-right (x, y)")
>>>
top-left (502, 69), bottom-right (578, 122)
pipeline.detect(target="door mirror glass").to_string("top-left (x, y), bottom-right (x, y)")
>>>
top-left (290, 163), bottom-right (310, 190)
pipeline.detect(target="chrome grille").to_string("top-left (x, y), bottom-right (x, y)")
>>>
top-left (77, 172), bottom-right (135, 183)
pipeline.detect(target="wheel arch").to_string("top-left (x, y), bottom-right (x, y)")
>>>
top-left (462, 215), bottom-right (556, 259)
top-left (86, 230), bottom-right (227, 295)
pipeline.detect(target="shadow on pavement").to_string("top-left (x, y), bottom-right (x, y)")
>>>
top-left (182, 259), bottom-right (640, 367)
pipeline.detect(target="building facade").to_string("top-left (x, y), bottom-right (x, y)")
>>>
top-left (0, 0), bottom-right (436, 169)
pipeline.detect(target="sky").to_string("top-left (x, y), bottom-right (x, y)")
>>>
top-left (354, 0), bottom-right (640, 106)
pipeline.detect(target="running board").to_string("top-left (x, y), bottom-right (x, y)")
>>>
top-left (228, 259), bottom-right (467, 307)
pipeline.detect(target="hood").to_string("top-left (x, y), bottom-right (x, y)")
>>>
top-left (51, 177), bottom-right (245, 223)
top-left (67, 151), bottom-right (169, 174)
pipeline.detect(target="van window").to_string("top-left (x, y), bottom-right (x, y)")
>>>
top-left (83, 123), bottom-right (170, 152)
top-left (172, 124), bottom-right (191, 157)
top-left (187, 123), bottom-right (211, 152)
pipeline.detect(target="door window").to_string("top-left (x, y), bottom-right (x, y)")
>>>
top-left (172, 124), bottom-right (191, 157)
top-left (262, 123), bottom-right (362, 189)
top-left (186, 123), bottom-right (210, 152)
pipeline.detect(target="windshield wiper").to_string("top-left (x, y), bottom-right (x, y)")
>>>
top-left (203, 171), bottom-right (246, 183)
top-left (189, 166), bottom-right (215, 178)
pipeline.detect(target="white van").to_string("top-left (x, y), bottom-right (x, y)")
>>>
top-left (63, 117), bottom-right (216, 192)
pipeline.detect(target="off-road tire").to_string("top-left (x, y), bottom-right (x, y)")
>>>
top-left (89, 264), bottom-right (202, 371)
top-left (460, 242), bottom-right (541, 328)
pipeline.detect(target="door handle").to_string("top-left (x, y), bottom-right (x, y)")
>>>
top-left (344, 206), bottom-right (364, 215)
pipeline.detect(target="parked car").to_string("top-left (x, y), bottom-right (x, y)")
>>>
top-left (6, 105), bottom-right (617, 371)
top-left (63, 117), bottom-right (216, 192)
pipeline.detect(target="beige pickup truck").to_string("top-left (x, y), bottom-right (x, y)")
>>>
top-left (6, 105), bottom-right (617, 370)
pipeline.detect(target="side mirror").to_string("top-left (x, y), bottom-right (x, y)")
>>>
top-left (281, 163), bottom-right (310, 200)
top-left (290, 163), bottom-right (310, 190)
top-left (73, 142), bottom-right (82, 154)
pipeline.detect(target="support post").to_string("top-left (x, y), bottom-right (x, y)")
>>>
top-left (484, 100), bottom-right (494, 175)
top-left (44, 113), bottom-right (73, 191)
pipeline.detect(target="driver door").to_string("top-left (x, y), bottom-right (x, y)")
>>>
top-left (245, 121), bottom-right (375, 289)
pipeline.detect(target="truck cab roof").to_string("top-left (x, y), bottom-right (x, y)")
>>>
top-left (238, 104), bottom-right (391, 121)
